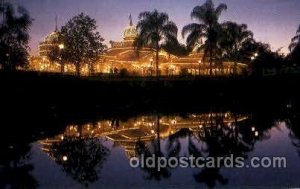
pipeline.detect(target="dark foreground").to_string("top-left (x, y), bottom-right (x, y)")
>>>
top-left (0, 71), bottom-right (300, 188)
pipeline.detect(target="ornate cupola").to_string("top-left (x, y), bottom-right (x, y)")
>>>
top-left (39, 16), bottom-right (61, 57)
top-left (123, 14), bottom-right (137, 41)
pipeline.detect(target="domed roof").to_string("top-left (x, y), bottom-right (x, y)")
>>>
top-left (123, 26), bottom-right (137, 40)
top-left (123, 15), bottom-right (137, 40)
top-left (44, 31), bottom-right (60, 43)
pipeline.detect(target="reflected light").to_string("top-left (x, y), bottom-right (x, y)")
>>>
top-left (62, 155), bottom-right (68, 161)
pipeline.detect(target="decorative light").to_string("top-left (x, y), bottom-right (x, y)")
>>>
top-left (60, 136), bottom-right (64, 140)
top-left (59, 44), bottom-right (64, 50)
top-left (171, 119), bottom-right (177, 125)
top-left (151, 130), bottom-right (155, 134)
top-left (254, 53), bottom-right (258, 57)
top-left (251, 127), bottom-right (256, 132)
top-left (251, 56), bottom-right (255, 60)
top-left (255, 131), bottom-right (259, 137)
top-left (62, 155), bottom-right (68, 162)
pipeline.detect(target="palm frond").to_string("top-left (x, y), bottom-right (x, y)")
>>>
top-left (182, 23), bottom-right (206, 38)
top-left (162, 21), bottom-right (178, 36)
top-left (289, 42), bottom-right (298, 52)
top-left (215, 4), bottom-right (227, 17)
top-left (291, 35), bottom-right (300, 43)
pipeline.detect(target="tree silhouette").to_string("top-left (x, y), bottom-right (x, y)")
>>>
top-left (60, 13), bottom-right (106, 76)
top-left (135, 115), bottom-right (181, 181)
top-left (287, 113), bottom-right (300, 157)
top-left (182, 0), bottom-right (227, 76)
top-left (188, 113), bottom-right (257, 188)
top-left (220, 22), bottom-right (254, 74)
top-left (287, 25), bottom-right (300, 66)
top-left (47, 34), bottom-right (67, 74)
top-left (0, 2), bottom-right (32, 71)
top-left (49, 137), bottom-right (110, 186)
top-left (161, 41), bottom-right (189, 57)
top-left (289, 25), bottom-right (300, 52)
top-left (135, 10), bottom-right (178, 78)
top-left (249, 42), bottom-right (285, 76)
top-left (0, 142), bottom-right (38, 189)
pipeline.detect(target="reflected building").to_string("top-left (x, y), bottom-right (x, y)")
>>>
top-left (29, 16), bottom-right (248, 76)
top-left (39, 112), bottom-right (249, 159)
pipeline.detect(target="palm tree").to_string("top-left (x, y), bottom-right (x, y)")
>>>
top-left (288, 25), bottom-right (300, 64)
top-left (135, 10), bottom-right (178, 78)
top-left (289, 25), bottom-right (300, 52)
top-left (182, 0), bottom-right (227, 76)
top-left (221, 22), bottom-right (253, 74)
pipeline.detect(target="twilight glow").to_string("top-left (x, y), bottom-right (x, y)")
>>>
top-left (13, 0), bottom-right (300, 55)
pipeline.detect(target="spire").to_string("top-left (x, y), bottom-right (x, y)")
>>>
top-left (129, 14), bottom-right (133, 26)
top-left (55, 15), bottom-right (58, 31)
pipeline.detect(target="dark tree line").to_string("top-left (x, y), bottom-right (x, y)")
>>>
top-left (0, 2), bottom-right (32, 71)
top-left (135, 0), bottom-right (299, 77)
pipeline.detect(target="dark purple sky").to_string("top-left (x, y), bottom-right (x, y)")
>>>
top-left (13, 0), bottom-right (300, 55)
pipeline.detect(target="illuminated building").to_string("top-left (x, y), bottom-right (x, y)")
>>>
top-left (29, 22), bottom-right (63, 72)
top-left (29, 16), bottom-right (248, 76)
top-left (39, 28), bottom-right (60, 58)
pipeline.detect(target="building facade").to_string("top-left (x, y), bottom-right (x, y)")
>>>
top-left (29, 18), bottom-right (248, 76)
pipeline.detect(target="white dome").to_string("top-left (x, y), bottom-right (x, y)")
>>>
top-left (44, 31), bottom-right (60, 43)
top-left (123, 25), bottom-right (137, 40)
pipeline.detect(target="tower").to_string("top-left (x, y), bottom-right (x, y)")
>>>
top-left (55, 15), bottom-right (58, 31)
top-left (129, 14), bottom-right (133, 26)
top-left (123, 14), bottom-right (137, 41)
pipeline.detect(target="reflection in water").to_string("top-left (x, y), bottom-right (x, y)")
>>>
top-left (0, 142), bottom-right (38, 189)
top-left (1, 107), bottom-right (300, 188)
top-left (288, 113), bottom-right (300, 157)
top-left (40, 137), bottom-right (109, 186)
top-left (189, 113), bottom-right (255, 188)
top-left (39, 112), bottom-right (261, 187)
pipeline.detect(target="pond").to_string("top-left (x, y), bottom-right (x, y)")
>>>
top-left (1, 109), bottom-right (300, 189)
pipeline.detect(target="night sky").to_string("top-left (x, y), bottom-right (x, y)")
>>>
top-left (12, 0), bottom-right (300, 55)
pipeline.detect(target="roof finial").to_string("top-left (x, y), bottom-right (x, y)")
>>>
top-left (55, 15), bottom-right (58, 31)
top-left (129, 14), bottom-right (133, 26)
